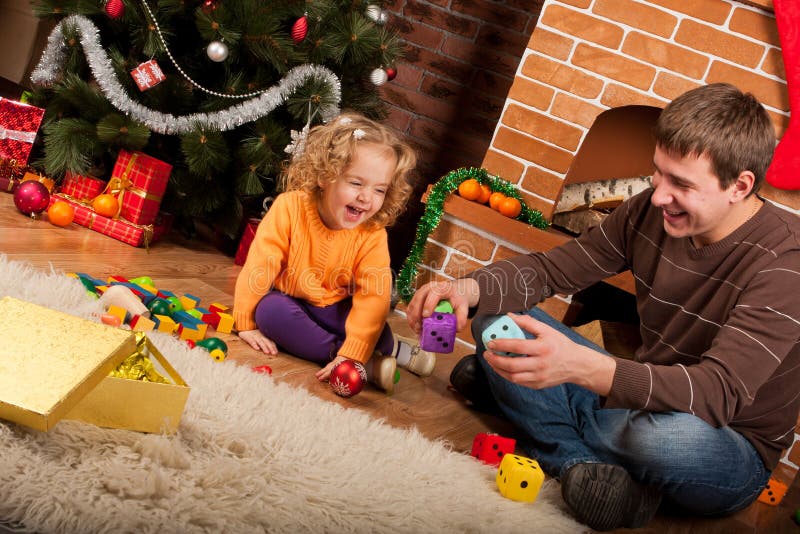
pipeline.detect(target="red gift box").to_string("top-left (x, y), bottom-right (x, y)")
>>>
top-left (49, 193), bottom-right (172, 248)
top-left (0, 175), bottom-right (18, 193)
top-left (109, 149), bottom-right (171, 226)
top-left (0, 97), bottom-right (45, 164)
top-left (235, 218), bottom-right (261, 265)
top-left (60, 170), bottom-right (106, 201)
top-left (130, 60), bottom-right (166, 91)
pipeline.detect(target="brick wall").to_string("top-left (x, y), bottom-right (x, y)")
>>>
top-left (381, 0), bottom-right (544, 179)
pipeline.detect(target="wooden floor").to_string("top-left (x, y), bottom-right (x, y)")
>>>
top-left (2, 191), bottom-right (799, 533)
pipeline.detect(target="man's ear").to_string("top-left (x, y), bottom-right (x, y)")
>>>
top-left (730, 170), bottom-right (756, 201)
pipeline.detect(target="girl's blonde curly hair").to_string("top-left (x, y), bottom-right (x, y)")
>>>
top-left (280, 111), bottom-right (417, 229)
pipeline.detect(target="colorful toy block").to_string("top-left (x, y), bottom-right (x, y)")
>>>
top-left (215, 312), bottom-right (234, 334)
top-left (179, 293), bottom-right (201, 311)
top-left (420, 303), bottom-right (457, 353)
top-left (153, 314), bottom-right (178, 334)
top-left (106, 304), bottom-right (130, 325)
top-left (209, 303), bottom-right (229, 314)
top-left (130, 314), bottom-right (156, 332)
top-left (496, 454), bottom-right (544, 503)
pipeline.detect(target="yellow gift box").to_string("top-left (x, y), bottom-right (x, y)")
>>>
top-left (0, 297), bottom-right (189, 434)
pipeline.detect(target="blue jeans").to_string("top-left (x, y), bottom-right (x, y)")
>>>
top-left (472, 307), bottom-right (770, 516)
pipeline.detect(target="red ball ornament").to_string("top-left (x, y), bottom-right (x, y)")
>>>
top-left (385, 67), bottom-right (397, 81)
top-left (329, 360), bottom-right (367, 398)
top-left (201, 0), bottom-right (218, 13)
top-left (13, 180), bottom-right (50, 217)
top-left (291, 15), bottom-right (308, 44)
top-left (105, 0), bottom-right (125, 19)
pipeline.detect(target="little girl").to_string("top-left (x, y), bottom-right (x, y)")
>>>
top-left (233, 112), bottom-right (435, 392)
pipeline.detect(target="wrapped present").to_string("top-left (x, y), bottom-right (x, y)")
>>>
top-left (0, 158), bottom-right (30, 193)
top-left (0, 297), bottom-right (189, 434)
top-left (0, 97), bottom-right (45, 164)
top-left (21, 171), bottom-right (55, 193)
top-left (108, 149), bottom-right (172, 226)
top-left (235, 217), bottom-right (261, 265)
top-left (60, 170), bottom-right (106, 201)
top-left (130, 59), bottom-right (166, 91)
top-left (49, 193), bottom-right (172, 248)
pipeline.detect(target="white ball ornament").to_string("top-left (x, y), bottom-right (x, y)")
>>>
top-left (365, 4), bottom-right (385, 23)
top-left (370, 68), bottom-right (388, 86)
top-left (206, 40), bottom-right (229, 62)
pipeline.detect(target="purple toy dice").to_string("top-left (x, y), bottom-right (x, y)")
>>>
top-left (420, 311), bottom-right (457, 353)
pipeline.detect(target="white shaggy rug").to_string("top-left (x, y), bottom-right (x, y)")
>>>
top-left (0, 255), bottom-right (582, 533)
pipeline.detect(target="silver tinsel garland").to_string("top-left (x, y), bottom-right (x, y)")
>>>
top-left (30, 15), bottom-right (342, 135)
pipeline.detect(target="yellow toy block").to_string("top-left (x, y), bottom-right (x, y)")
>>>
top-left (215, 312), bottom-right (234, 334)
top-left (106, 305), bottom-right (128, 325)
top-left (154, 314), bottom-right (178, 334)
top-left (178, 323), bottom-right (205, 341)
top-left (179, 294), bottom-right (201, 311)
top-left (130, 315), bottom-right (156, 332)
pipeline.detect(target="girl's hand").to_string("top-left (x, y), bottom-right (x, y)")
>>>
top-left (316, 355), bottom-right (348, 382)
top-left (238, 329), bottom-right (278, 355)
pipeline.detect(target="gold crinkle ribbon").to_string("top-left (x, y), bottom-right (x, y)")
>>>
top-left (109, 332), bottom-right (170, 383)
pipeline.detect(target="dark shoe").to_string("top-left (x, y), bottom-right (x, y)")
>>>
top-left (561, 463), bottom-right (662, 531)
top-left (449, 354), bottom-right (501, 414)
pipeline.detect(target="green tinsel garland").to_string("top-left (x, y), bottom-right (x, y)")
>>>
top-left (396, 167), bottom-right (548, 303)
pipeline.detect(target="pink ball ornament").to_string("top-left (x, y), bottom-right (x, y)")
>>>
top-left (329, 359), bottom-right (367, 398)
top-left (14, 180), bottom-right (50, 216)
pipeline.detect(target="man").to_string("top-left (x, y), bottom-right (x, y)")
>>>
top-left (406, 83), bottom-right (800, 531)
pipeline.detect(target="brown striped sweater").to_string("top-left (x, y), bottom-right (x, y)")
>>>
top-left (469, 189), bottom-right (800, 469)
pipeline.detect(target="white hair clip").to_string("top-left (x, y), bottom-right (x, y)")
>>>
top-left (353, 128), bottom-right (366, 140)
top-left (338, 117), bottom-right (353, 125)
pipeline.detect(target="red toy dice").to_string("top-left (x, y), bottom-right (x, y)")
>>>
top-left (471, 432), bottom-right (516, 466)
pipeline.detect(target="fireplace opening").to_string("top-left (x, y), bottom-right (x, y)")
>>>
top-left (551, 105), bottom-right (662, 236)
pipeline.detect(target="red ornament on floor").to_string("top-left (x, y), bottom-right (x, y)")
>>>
top-left (329, 360), bottom-right (366, 397)
top-left (13, 180), bottom-right (49, 216)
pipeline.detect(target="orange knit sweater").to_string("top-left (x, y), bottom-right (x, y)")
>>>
top-left (233, 190), bottom-right (392, 363)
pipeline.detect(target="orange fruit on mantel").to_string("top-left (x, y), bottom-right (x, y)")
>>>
top-left (477, 184), bottom-right (491, 204)
top-left (92, 194), bottom-right (120, 218)
top-left (457, 178), bottom-right (482, 201)
top-left (489, 191), bottom-right (506, 211)
top-left (498, 196), bottom-right (522, 218)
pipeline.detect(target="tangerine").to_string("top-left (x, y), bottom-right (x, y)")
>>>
top-left (499, 196), bottom-right (522, 218)
top-left (477, 184), bottom-right (492, 204)
top-left (47, 201), bottom-right (75, 227)
top-left (92, 194), bottom-right (119, 218)
top-left (457, 179), bottom-right (482, 201)
top-left (489, 192), bottom-right (506, 211)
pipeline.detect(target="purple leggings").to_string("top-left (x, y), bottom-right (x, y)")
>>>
top-left (254, 291), bottom-right (394, 365)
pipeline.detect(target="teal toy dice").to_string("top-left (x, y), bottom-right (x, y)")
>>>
top-left (481, 315), bottom-right (527, 357)
top-left (496, 454), bottom-right (544, 503)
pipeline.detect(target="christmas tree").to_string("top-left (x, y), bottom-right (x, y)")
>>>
top-left (27, 0), bottom-right (402, 235)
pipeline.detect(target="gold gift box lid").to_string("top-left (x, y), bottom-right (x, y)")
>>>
top-left (0, 296), bottom-right (140, 431)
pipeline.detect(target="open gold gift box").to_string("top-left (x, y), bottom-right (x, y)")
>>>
top-left (0, 296), bottom-right (189, 433)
